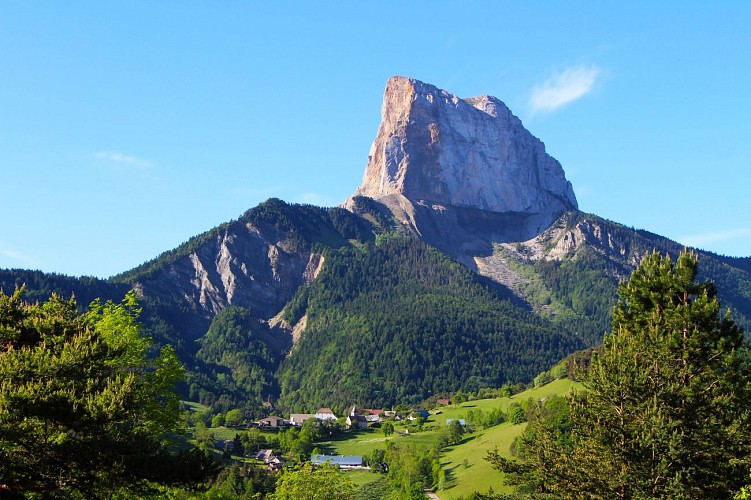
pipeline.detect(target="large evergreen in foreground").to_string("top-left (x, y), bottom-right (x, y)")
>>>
top-left (491, 251), bottom-right (751, 498)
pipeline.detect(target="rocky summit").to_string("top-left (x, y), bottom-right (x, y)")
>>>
top-left (349, 76), bottom-right (577, 237)
top-left (345, 76), bottom-right (580, 267)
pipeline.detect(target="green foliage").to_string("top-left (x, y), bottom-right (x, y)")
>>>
top-left (241, 198), bottom-right (374, 252)
top-left (464, 407), bottom-right (507, 430)
top-left (355, 475), bottom-right (390, 499)
top-left (0, 289), bottom-right (218, 497)
top-left (277, 420), bottom-right (320, 461)
top-left (212, 413), bottom-right (226, 428)
top-left (277, 236), bottom-right (583, 410)
top-left (225, 409), bottom-right (244, 427)
top-left (0, 269), bottom-right (130, 308)
top-left (445, 420), bottom-right (466, 446)
top-left (382, 422), bottom-right (394, 437)
top-left (170, 463), bottom-right (277, 499)
top-left (737, 472), bottom-right (751, 500)
top-left (270, 463), bottom-right (355, 500)
top-left (191, 306), bottom-right (282, 414)
top-left (486, 395), bottom-right (573, 494)
top-left (507, 403), bottom-right (526, 425)
top-left (532, 358), bottom-right (568, 388)
top-left (496, 251), bottom-right (751, 498)
top-left (385, 444), bottom-right (437, 499)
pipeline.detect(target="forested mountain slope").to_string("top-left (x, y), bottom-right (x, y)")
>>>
top-left (478, 210), bottom-right (751, 342)
top-left (3, 199), bottom-right (750, 415)
top-left (276, 234), bottom-right (584, 410)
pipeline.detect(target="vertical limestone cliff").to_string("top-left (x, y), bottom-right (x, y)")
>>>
top-left (350, 76), bottom-right (577, 219)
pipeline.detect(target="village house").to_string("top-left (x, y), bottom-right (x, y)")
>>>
top-left (254, 449), bottom-right (285, 472)
top-left (363, 413), bottom-right (381, 424)
top-left (257, 416), bottom-right (287, 427)
top-left (345, 405), bottom-right (381, 427)
top-left (288, 413), bottom-right (315, 426)
top-left (254, 449), bottom-right (275, 462)
top-left (347, 405), bottom-right (361, 417)
top-left (314, 407), bottom-right (337, 421)
top-left (408, 409), bottom-right (429, 420)
top-left (310, 454), bottom-right (367, 469)
top-left (346, 414), bottom-right (368, 429)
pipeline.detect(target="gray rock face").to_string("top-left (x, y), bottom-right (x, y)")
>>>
top-left (352, 76), bottom-right (577, 217)
top-left (131, 220), bottom-right (323, 339)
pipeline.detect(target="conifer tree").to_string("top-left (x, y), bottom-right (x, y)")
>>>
top-left (566, 252), bottom-right (751, 497)
top-left (490, 251), bottom-right (751, 498)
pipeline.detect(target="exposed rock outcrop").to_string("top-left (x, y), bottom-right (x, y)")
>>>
top-left (349, 76), bottom-right (576, 227)
top-left (130, 219), bottom-right (323, 339)
top-left (345, 76), bottom-right (579, 269)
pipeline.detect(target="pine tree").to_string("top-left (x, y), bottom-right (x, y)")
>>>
top-left (564, 252), bottom-right (751, 498)
top-left (491, 251), bottom-right (751, 498)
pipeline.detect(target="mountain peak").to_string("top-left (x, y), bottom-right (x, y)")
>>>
top-left (350, 76), bottom-right (577, 217)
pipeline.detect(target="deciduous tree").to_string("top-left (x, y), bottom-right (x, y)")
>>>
top-left (0, 288), bottom-right (218, 497)
top-left (270, 463), bottom-right (354, 500)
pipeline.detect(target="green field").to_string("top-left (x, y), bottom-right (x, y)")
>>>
top-left (438, 422), bottom-right (524, 498)
top-left (311, 378), bottom-right (580, 499)
top-left (318, 426), bottom-right (441, 457)
top-left (436, 378), bottom-right (580, 498)
top-left (182, 379), bottom-right (580, 497)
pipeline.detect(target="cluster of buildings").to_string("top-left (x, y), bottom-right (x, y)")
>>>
top-left (252, 448), bottom-right (367, 471)
top-left (254, 405), bottom-right (387, 429)
top-left (247, 402), bottom-right (453, 471)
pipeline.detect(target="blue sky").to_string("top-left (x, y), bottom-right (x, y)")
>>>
top-left (1, 2), bottom-right (749, 278)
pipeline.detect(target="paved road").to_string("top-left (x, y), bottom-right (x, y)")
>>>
top-left (424, 489), bottom-right (441, 499)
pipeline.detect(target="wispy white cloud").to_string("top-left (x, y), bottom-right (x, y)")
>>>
top-left (90, 151), bottom-right (154, 169)
top-left (0, 247), bottom-right (40, 269)
top-left (679, 228), bottom-right (751, 248)
top-left (530, 65), bottom-right (601, 113)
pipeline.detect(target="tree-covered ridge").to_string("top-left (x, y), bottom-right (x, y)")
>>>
top-left (241, 198), bottom-right (376, 250)
top-left (110, 221), bottom-right (234, 284)
top-left (188, 306), bottom-right (286, 411)
top-left (497, 211), bottom-right (751, 344)
top-left (0, 269), bottom-right (129, 310)
top-left (277, 234), bottom-right (584, 411)
top-left (112, 198), bottom-right (376, 284)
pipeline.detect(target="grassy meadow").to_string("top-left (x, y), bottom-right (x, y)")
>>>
top-left (310, 378), bottom-right (581, 498)
top-left (434, 378), bottom-right (579, 498)
top-left (186, 378), bottom-right (581, 498)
